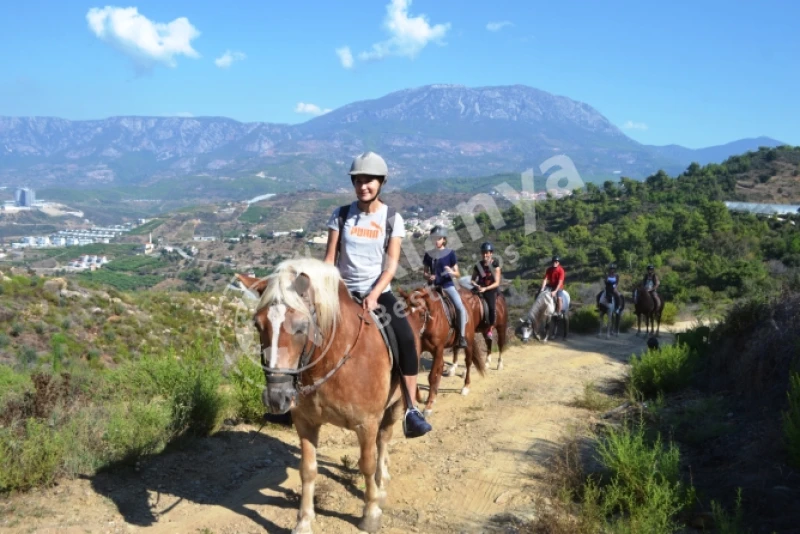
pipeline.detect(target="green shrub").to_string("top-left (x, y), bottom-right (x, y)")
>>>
top-left (0, 333), bottom-right (9, 348)
top-left (0, 365), bottom-right (31, 404)
top-left (9, 322), bottom-right (23, 337)
top-left (111, 341), bottom-right (228, 436)
top-left (230, 355), bottom-right (266, 423)
top-left (783, 372), bottom-right (800, 469)
top-left (710, 488), bottom-right (749, 534)
top-left (660, 302), bottom-right (678, 325)
top-left (585, 418), bottom-right (694, 533)
top-left (629, 343), bottom-right (695, 398)
top-left (103, 399), bottom-right (173, 463)
top-left (571, 307), bottom-right (600, 334)
top-left (0, 419), bottom-right (65, 492)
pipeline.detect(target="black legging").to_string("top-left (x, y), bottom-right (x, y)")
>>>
top-left (375, 291), bottom-right (418, 377)
top-left (483, 288), bottom-right (497, 325)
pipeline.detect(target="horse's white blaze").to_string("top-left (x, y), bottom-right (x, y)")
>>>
top-left (267, 303), bottom-right (287, 368)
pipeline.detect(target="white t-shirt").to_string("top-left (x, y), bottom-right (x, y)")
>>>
top-left (327, 202), bottom-right (405, 295)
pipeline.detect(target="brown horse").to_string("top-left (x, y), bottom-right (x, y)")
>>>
top-left (236, 258), bottom-right (424, 534)
top-left (400, 284), bottom-right (507, 416)
top-left (633, 285), bottom-right (663, 337)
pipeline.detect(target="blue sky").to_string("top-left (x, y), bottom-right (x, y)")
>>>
top-left (0, 0), bottom-right (797, 148)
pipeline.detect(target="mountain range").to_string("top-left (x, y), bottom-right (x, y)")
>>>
top-left (0, 84), bottom-right (786, 192)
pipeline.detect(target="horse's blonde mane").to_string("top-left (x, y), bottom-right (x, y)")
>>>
top-left (256, 257), bottom-right (343, 335)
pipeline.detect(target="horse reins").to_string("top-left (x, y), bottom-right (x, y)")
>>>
top-left (260, 304), bottom-right (371, 397)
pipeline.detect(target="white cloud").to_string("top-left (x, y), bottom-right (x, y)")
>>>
top-left (336, 46), bottom-right (354, 69)
top-left (86, 6), bottom-right (200, 68)
top-left (486, 21), bottom-right (513, 32)
top-left (294, 102), bottom-right (332, 116)
top-left (356, 0), bottom-right (451, 63)
top-left (214, 50), bottom-right (246, 68)
top-left (622, 120), bottom-right (649, 131)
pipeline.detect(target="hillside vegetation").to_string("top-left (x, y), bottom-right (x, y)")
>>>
top-left (424, 146), bottom-right (800, 323)
top-left (0, 270), bottom-right (265, 493)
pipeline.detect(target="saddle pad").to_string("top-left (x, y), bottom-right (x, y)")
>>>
top-left (369, 310), bottom-right (397, 367)
top-left (435, 288), bottom-right (457, 334)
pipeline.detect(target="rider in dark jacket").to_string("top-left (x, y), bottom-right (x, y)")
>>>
top-left (643, 264), bottom-right (661, 310)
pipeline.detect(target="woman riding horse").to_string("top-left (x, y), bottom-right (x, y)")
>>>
top-left (470, 241), bottom-right (502, 339)
top-left (540, 255), bottom-right (566, 316)
top-left (323, 151), bottom-right (431, 439)
top-left (423, 225), bottom-right (468, 348)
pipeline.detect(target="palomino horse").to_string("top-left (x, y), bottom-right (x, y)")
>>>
top-left (518, 289), bottom-right (570, 343)
top-left (633, 285), bottom-right (663, 337)
top-left (597, 281), bottom-right (624, 338)
top-left (236, 258), bottom-right (423, 534)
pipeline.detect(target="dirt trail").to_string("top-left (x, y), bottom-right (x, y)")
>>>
top-left (0, 326), bottom-right (684, 534)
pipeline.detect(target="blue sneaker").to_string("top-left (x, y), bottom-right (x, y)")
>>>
top-left (403, 407), bottom-right (432, 438)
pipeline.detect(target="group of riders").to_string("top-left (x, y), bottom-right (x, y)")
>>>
top-left (320, 150), bottom-right (662, 441)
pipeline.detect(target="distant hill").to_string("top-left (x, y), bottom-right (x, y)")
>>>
top-left (0, 84), bottom-right (787, 194)
top-left (647, 136), bottom-right (785, 167)
top-left (724, 145), bottom-right (800, 203)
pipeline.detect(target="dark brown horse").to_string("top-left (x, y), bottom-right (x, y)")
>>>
top-left (236, 258), bottom-right (424, 534)
top-left (400, 284), bottom-right (507, 416)
top-left (633, 285), bottom-right (663, 337)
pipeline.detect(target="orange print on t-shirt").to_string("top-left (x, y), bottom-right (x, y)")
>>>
top-left (350, 226), bottom-right (380, 239)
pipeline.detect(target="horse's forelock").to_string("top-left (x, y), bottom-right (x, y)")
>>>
top-left (256, 258), bottom-right (342, 335)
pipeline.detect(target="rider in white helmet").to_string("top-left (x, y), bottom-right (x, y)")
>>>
top-left (324, 151), bottom-right (432, 439)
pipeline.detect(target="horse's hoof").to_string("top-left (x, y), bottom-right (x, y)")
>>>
top-left (423, 408), bottom-right (433, 418)
top-left (292, 520), bottom-right (314, 534)
top-left (461, 387), bottom-right (470, 396)
top-left (497, 362), bottom-right (504, 371)
top-left (358, 511), bottom-right (382, 534)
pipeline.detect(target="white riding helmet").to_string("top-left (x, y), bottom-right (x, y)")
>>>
top-left (349, 151), bottom-right (389, 183)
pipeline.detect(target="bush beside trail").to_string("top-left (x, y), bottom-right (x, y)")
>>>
top-left (0, 339), bottom-right (231, 493)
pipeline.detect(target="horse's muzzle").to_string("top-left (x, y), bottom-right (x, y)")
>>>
top-left (516, 319), bottom-right (533, 343)
top-left (263, 375), bottom-right (297, 414)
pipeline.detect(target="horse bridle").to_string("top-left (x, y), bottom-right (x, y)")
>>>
top-left (259, 304), bottom-right (370, 397)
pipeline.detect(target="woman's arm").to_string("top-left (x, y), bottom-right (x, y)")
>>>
top-left (364, 236), bottom-right (402, 310)
top-left (323, 229), bottom-right (338, 265)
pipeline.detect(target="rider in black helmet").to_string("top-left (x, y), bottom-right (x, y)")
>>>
top-left (471, 242), bottom-right (501, 339)
top-left (642, 264), bottom-right (661, 311)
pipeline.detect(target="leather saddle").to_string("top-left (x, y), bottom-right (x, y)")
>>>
top-left (350, 293), bottom-right (397, 369)
top-left (433, 286), bottom-right (458, 337)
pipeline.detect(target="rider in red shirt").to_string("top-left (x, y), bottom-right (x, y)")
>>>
top-left (540, 256), bottom-right (566, 315)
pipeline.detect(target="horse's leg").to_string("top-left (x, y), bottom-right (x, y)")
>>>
top-left (424, 345), bottom-right (445, 416)
top-left (376, 402), bottom-right (402, 505)
top-left (292, 417), bottom-right (320, 534)
top-left (461, 337), bottom-right (474, 396)
top-left (484, 332), bottom-right (493, 366)
top-left (445, 339), bottom-right (458, 377)
top-left (356, 419), bottom-right (383, 534)
top-left (496, 322), bottom-right (507, 370)
top-left (636, 312), bottom-right (641, 336)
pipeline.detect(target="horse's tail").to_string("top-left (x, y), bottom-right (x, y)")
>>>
top-left (471, 340), bottom-right (487, 377)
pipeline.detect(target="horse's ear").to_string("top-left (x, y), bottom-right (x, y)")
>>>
top-left (294, 272), bottom-right (311, 297)
top-left (236, 273), bottom-right (268, 296)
